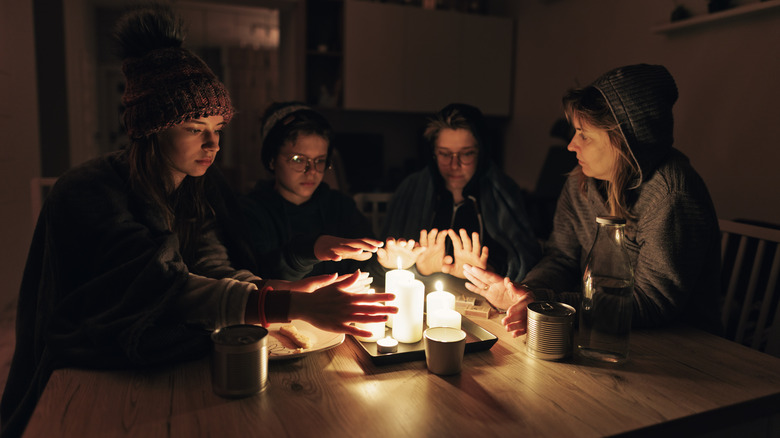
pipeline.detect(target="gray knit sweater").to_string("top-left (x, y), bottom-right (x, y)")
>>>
top-left (523, 64), bottom-right (721, 331)
top-left (524, 150), bottom-right (721, 330)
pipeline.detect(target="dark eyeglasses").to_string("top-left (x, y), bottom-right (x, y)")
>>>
top-left (285, 154), bottom-right (329, 173)
top-left (434, 148), bottom-right (478, 165)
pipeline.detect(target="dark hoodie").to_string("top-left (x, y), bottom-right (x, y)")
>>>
top-left (382, 103), bottom-right (541, 284)
top-left (241, 180), bottom-right (375, 280)
top-left (523, 64), bottom-right (722, 332)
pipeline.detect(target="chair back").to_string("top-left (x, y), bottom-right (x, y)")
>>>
top-left (719, 219), bottom-right (780, 356)
top-left (353, 192), bottom-right (394, 237)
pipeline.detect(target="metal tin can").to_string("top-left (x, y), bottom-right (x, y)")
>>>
top-left (211, 324), bottom-right (268, 398)
top-left (527, 301), bottom-right (576, 361)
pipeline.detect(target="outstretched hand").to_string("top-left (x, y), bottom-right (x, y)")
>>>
top-left (314, 235), bottom-right (383, 262)
top-left (265, 272), bottom-right (340, 293)
top-left (377, 238), bottom-right (424, 269)
top-left (288, 271), bottom-right (397, 337)
top-left (415, 229), bottom-right (448, 276)
top-left (463, 264), bottom-right (534, 336)
top-left (442, 229), bottom-right (488, 279)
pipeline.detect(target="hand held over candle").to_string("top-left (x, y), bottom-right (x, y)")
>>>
top-left (463, 264), bottom-right (535, 336)
top-left (377, 238), bottom-right (423, 269)
top-left (314, 235), bottom-right (383, 262)
top-left (265, 272), bottom-right (340, 293)
top-left (288, 271), bottom-right (397, 337)
top-left (441, 229), bottom-right (489, 279)
top-left (415, 228), bottom-right (448, 276)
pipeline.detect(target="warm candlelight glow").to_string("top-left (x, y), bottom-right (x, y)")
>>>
top-left (397, 256), bottom-right (402, 270)
top-left (428, 309), bottom-right (462, 329)
top-left (392, 279), bottom-right (425, 343)
top-left (355, 289), bottom-right (386, 342)
top-left (435, 281), bottom-right (443, 292)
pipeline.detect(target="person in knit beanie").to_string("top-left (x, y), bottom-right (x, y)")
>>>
top-left (0, 7), bottom-right (395, 437)
top-left (463, 64), bottom-right (722, 338)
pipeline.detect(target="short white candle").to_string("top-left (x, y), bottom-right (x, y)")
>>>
top-left (355, 289), bottom-right (387, 342)
top-left (426, 281), bottom-right (456, 327)
top-left (427, 309), bottom-right (462, 329)
top-left (385, 258), bottom-right (414, 328)
top-left (376, 336), bottom-right (398, 353)
top-left (392, 278), bottom-right (425, 343)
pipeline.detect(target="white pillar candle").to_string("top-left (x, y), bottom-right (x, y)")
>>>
top-left (426, 281), bottom-right (456, 327)
top-left (384, 261), bottom-right (414, 328)
top-left (392, 279), bottom-right (425, 343)
top-left (355, 289), bottom-right (387, 342)
top-left (427, 309), bottom-right (462, 330)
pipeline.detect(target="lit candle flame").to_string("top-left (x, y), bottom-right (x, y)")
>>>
top-left (396, 256), bottom-right (402, 270)
top-left (435, 281), bottom-right (443, 292)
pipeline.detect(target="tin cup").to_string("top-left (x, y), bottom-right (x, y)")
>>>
top-left (211, 324), bottom-right (269, 398)
top-left (526, 301), bottom-right (576, 361)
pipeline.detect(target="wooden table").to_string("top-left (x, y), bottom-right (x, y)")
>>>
top-left (23, 310), bottom-right (780, 437)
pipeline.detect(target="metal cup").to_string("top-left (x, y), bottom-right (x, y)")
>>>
top-left (211, 324), bottom-right (268, 398)
top-left (527, 301), bottom-right (576, 361)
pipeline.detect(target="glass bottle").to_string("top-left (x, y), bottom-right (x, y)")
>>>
top-left (577, 216), bottom-right (634, 364)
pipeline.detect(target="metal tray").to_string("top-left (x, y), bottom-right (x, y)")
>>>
top-left (353, 316), bottom-right (498, 365)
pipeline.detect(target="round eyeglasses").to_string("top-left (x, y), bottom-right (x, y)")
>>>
top-left (434, 148), bottom-right (478, 165)
top-left (284, 154), bottom-right (329, 173)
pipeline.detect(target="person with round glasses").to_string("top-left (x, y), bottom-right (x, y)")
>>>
top-left (241, 102), bottom-right (384, 280)
top-left (380, 103), bottom-right (540, 284)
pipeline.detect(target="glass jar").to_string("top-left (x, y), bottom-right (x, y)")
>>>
top-left (577, 216), bottom-right (634, 364)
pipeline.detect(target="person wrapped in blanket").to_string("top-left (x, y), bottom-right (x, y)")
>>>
top-left (380, 103), bottom-right (540, 284)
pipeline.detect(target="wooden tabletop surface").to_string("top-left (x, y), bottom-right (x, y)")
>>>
top-left (23, 299), bottom-right (780, 437)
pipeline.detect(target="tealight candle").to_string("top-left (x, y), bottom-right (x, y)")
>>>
top-left (385, 257), bottom-right (414, 328)
top-left (355, 289), bottom-right (387, 342)
top-left (376, 336), bottom-right (398, 354)
top-left (426, 281), bottom-right (456, 327)
top-left (392, 278), bottom-right (425, 343)
top-left (427, 309), bottom-right (462, 330)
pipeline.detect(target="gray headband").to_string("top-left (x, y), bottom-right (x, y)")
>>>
top-left (260, 104), bottom-right (311, 146)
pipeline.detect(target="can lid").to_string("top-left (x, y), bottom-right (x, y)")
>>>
top-left (596, 216), bottom-right (626, 225)
top-left (212, 324), bottom-right (268, 346)
top-left (528, 301), bottom-right (576, 321)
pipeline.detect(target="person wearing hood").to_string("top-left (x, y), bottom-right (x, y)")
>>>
top-left (0, 9), bottom-right (395, 437)
top-left (462, 64), bottom-right (721, 337)
top-left (241, 102), bottom-right (389, 281)
top-left (381, 103), bottom-right (540, 283)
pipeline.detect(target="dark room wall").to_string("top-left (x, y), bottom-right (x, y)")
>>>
top-left (504, 0), bottom-right (780, 226)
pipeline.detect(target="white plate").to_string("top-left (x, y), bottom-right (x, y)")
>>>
top-left (266, 321), bottom-right (345, 360)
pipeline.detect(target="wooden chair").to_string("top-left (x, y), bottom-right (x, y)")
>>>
top-left (353, 192), bottom-right (394, 237)
top-left (719, 219), bottom-right (780, 356)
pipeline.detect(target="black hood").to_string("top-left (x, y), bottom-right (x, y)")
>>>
top-left (591, 64), bottom-right (678, 188)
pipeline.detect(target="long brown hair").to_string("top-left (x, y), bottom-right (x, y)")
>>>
top-left (127, 135), bottom-right (211, 263)
top-left (562, 86), bottom-right (639, 219)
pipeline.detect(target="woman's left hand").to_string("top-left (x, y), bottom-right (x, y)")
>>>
top-left (443, 229), bottom-right (489, 279)
top-left (288, 272), bottom-right (398, 337)
top-left (265, 272), bottom-right (339, 293)
top-left (314, 235), bottom-right (383, 262)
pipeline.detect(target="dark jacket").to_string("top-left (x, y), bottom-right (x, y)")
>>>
top-left (1, 150), bottom-right (258, 438)
top-left (383, 162), bottom-right (541, 284)
top-left (241, 180), bottom-right (375, 280)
